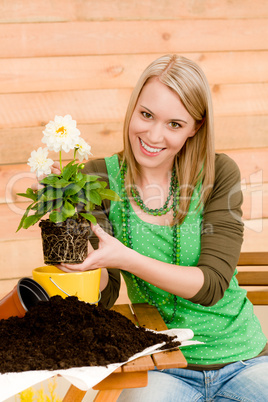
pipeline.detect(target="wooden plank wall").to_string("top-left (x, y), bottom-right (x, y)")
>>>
top-left (0, 0), bottom-right (267, 299)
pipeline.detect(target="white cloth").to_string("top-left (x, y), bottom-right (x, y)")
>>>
top-left (0, 329), bottom-right (202, 401)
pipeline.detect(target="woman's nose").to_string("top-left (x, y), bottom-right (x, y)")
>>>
top-left (147, 123), bottom-right (164, 143)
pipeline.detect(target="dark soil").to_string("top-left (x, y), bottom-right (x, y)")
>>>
top-left (39, 217), bottom-right (90, 264)
top-left (0, 296), bottom-right (180, 373)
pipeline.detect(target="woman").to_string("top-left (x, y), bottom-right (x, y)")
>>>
top-left (59, 55), bottom-right (268, 400)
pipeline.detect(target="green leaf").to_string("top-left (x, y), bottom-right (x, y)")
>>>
top-left (16, 202), bottom-right (36, 231)
top-left (76, 172), bottom-right (84, 181)
top-left (87, 181), bottom-right (103, 190)
top-left (17, 188), bottom-right (37, 202)
top-left (53, 198), bottom-right (63, 209)
top-left (99, 181), bottom-right (108, 189)
top-left (62, 161), bottom-right (78, 181)
top-left (41, 187), bottom-right (63, 201)
top-left (86, 189), bottom-right (102, 206)
top-left (98, 188), bottom-right (122, 201)
top-left (64, 176), bottom-right (87, 197)
top-left (85, 175), bottom-right (101, 182)
top-left (22, 213), bottom-right (44, 229)
top-left (77, 196), bottom-right (88, 204)
top-left (84, 201), bottom-right (95, 211)
top-left (49, 211), bottom-right (63, 223)
top-left (35, 200), bottom-right (53, 215)
top-left (62, 200), bottom-right (76, 217)
top-left (40, 175), bottom-right (60, 185)
top-left (68, 194), bottom-right (80, 204)
top-left (50, 178), bottom-right (71, 189)
top-left (79, 212), bottom-right (97, 224)
top-left (36, 186), bottom-right (46, 199)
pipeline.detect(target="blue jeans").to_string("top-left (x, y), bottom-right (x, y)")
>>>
top-left (117, 356), bottom-right (268, 401)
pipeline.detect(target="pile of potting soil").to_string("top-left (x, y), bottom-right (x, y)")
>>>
top-left (0, 296), bottom-right (180, 373)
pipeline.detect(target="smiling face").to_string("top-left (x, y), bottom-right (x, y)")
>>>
top-left (128, 78), bottom-right (197, 174)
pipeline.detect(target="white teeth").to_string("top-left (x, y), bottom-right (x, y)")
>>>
top-left (140, 138), bottom-right (163, 153)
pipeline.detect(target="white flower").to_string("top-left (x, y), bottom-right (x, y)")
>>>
top-left (75, 137), bottom-right (93, 161)
top-left (27, 147), bottom-right (54, 177)
top-left (42, 115), bottom-right (80, 153)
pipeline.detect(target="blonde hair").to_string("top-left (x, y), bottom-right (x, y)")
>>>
top-left (120, 54), bottom-right (215, 224)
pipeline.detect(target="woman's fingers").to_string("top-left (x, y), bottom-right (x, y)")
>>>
top-left (56, 224), bottom-right (125, 273)
top-left (55, 265), bottom-right (79, 273)
top-left (91, 223), bottom-right (110, 242)
top-left (31, 182), bottom-right (44, 191)
top-left (31, 161), bottom-right (61, 191)
top-left (51, 161), bottom-right (61, 175)
top-left (56, 258), bottom-right (93, 272)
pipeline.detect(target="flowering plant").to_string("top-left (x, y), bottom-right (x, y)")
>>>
top-left (17, 115), bottom-right (120, 231)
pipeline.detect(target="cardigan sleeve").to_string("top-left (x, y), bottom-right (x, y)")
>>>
top-left (82, 158), bottom-right (121, 309)
top-left (188, 153), bottom-right (244, 306)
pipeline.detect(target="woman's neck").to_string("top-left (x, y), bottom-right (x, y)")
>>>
top-left (136, 166), bottom-right (172, 188)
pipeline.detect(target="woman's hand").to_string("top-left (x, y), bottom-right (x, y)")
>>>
top-left (57, 223), bottom-right (129, 273)
top-left (57, 225), bottom-right (204, 299)
top-left (31, 161), bottom-right (61, 191)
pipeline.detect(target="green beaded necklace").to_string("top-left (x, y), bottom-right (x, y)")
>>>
top-left (120, 162), bottom-right (180, 324)
top-left (130, 168), bottom-right (177, 216)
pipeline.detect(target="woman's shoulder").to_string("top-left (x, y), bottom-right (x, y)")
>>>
top-left (204, 153), bottom-right (243, 206)
top-left (83, 158), bottom-right (107, 175)
top-left (215, 153), bottom-right (241, 182)
top-left (83, 154), bottom-right (120, 175)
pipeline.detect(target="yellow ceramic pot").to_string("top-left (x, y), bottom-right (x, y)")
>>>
top-left (32, 266), bottom-right (101, 304)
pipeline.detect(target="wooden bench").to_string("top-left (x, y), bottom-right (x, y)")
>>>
top-left (237, 252), bottom-right (268, 305)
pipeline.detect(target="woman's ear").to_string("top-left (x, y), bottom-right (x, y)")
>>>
top-left (193, 117), bottom-right (205, 136)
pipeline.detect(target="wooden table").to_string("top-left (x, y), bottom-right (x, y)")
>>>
top-left (62, 303), bottom-right (187, 402)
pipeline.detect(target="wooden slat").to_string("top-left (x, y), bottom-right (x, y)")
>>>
top-left (214, 115), bottom-right (268, 151)
top-left (127, 304), bottom-right (187, 370)
top-left (0, 122), bottom-right (124, 165)
top-left (0, 239), bottom-right (44, 279)
top-left (1, 51), bottom-right (268, 94)
top-left (1, 0), bottom-right (268, 23)
top-left (242, 219), bottom-right (268, 252)
top-left (1, 84), bottom-right (268, 130)
top-left (241, 286), bottom-right (268, 305)
top-left (225, 148), bottom-right (268, 183)
top-left (211, 83), bottom-right (268, 116)
top-left (0, 164), bottom-right (36, 204)
top-left (1, 116), bottom-right (268, 165)
top-left (152, 349), bottom-right (188, 370)
top-left (112, 302), bottom-right (160, 376)
top-left (111, 304), bottom-right (137, 324)
top-left (92, 371), bottom-right (147, 391)
top-left (1, 193), bottom-right (268, 242)
top-left (93, 389), bottom-right (123, 402)
top-left (0, 89), bottom-right (131, 129)
top-left (0, 19), bottom-right (268, 59)
top-left (122, 356), bottom-right (155, 373)
top-left (0, 203), bottom-right (41, 239)
top-left (238, 252), bottom-right (268, 266)
top-left (93, 389), bottom-right (122, 402)
top-left (62, 385), bottom-right (87, 402)
top-left (1, 148), bottom-right (267, 204)
top-left (236, 266), bottom-right (268, 285)
top-left (132, 303), bottom-right (167, 331)
top-left (241, 183), bottom-right (268, 220)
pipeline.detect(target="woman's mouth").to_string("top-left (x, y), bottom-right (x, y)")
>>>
top-left (139, 138), bottom-right (164, 155)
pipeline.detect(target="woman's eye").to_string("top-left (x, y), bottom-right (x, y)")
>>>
top-left (169, 122), bottom-right (180, 129)
top-left (141, 112), bottom-right (152, 119)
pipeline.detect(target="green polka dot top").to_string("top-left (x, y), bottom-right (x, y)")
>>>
top-left (105, 155), bottom-right (267, 366)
